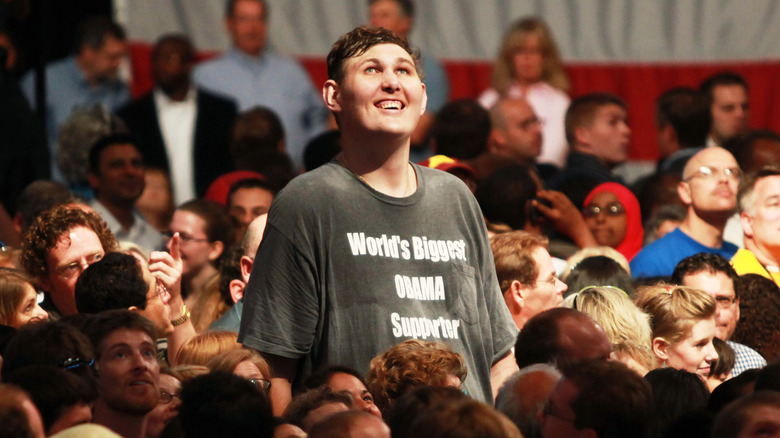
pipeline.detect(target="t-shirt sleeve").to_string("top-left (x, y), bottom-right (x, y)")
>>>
top-left (238, 222), bottom-right (320, 359)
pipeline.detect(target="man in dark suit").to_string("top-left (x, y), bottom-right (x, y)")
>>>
top-left (117, 34), bottom-right (237, 205)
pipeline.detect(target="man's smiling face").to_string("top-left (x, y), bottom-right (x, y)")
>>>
top-left (325, 42), bottom-right (427, 138)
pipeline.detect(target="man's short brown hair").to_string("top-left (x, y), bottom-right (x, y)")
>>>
top-left (564, 92), bottom-right (626, 147)
top-left (326, 25), bottom-right (422, 84)
top-left (491, 231), bottom-right (548, 291)
top-left (20, 205), bottom-right (118, 280)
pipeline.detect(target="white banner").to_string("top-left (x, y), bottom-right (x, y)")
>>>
top-left (120, 0), bottom-right (780, 62)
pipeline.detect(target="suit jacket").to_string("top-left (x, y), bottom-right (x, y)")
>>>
top-left (117, 88), bottom-right (237, 197)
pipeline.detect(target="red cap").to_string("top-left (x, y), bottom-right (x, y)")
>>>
top-left (203, 171), bottom-right (266, 205)
top-left (418, 155), bottom-right (476, 177)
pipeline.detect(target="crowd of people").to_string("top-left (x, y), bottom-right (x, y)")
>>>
top-left (1, 0), bottom-right (780, 437)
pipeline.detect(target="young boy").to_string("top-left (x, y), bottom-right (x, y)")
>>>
top-left (238, 26), bottom-right (517, 413)
top-left (548, 92), bottom-right (631, 208)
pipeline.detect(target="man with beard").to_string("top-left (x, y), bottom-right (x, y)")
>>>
top-left (87, 310), bottom-right (160, 438)
top-left (631, 147), bottom-right (741, 280)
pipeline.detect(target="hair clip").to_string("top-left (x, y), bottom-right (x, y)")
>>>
top-left (665, 285), bottom-right (674, 295)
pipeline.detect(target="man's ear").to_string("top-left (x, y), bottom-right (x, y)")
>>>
top-left (419, 82), bottom-right (427, 116)
top-left (741, 211), bottom-right (755, 239)
top-left (573, 126), bottom-right (592, 153)
top-left (488, 129), bottom-right (505, 154)
top-left (229, 279), bottom-right (245, 304)
top-left (502, 280), bottom-right (524, 314)
top-left (240, 255), bottom-right (253, 284)
top-left (652, 337), bottom-right (670, 362)
top-left (323, 80), bottom-right (342, 113)
top-left (207, 241), bottom-right (225, 262)
top-left (87, 172), bottom-right (100, 190)
top-left (678, 180), bottom-right (693, 206)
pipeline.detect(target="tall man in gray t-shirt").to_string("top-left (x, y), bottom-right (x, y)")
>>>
top-left (238, 26), bottom-right (518, 414)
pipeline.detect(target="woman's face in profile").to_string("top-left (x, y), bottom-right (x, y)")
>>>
top-left (584, 191), bottom-right (627, 249)
top-left (665, 317), bottom-right (719, 378)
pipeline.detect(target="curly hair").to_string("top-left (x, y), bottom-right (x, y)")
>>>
top-left (635, 284), bottom-right (716, 345)
top-left (562, 286), bottom-right (657, 373)
top-left (366, 339), bottom-right (467, 413)
top-left (20, 205), bottom-right (117, 280)
top-left (732, 274), bottom-right (780, 362)
top-left (175, 331), bottom-right (240, 367)
top-left (490, 230), bottom-right (548, 290)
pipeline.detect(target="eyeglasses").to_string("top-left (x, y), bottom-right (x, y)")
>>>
top-left (163, 231), bottom-right (209, 244)
top-left (248, 378), bottom-right (272, 392)
top-left (542, 400), bottom-right (575, 423)
top-left (582, 203), bottom-right (625, 218)
top-left (149, 280), bottom-right (170, 304)
top-left (684, 166), bottom-right (742, 182)
top-left (57, 357), bottom-right (95, 370)
top-left (715, 296), bottom-right (737, 309)
top-left (159, 390), bottom-right (181, 405)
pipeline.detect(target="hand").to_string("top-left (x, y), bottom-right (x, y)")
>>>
top-left (534, 190), bottom-right (597, 248)
top-left (149, 232), bottom-right (183, 300)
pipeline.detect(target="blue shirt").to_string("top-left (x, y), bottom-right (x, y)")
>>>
top-left (193, 48), bottom-right (329, 171)
top-left (630, 228), bottom-right (739, 279)
top-left (728, 340), bottom-right (766, 377)
top-left (419, 51), bottom-right (449, 113)
top-left (20, 56), bottom-right (130, 183)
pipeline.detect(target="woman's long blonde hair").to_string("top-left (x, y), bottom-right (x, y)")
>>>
top-left (491, 17), bottom-right (569, 94)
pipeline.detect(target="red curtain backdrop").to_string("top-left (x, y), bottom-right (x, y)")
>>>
top-left (129, 42), bottom-right (780, 163)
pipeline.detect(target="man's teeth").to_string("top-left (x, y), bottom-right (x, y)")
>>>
top-left (379, 101), bottom-right (402, 109)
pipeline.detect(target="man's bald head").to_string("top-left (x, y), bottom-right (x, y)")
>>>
top-left (682, 147), bottom-right (738, 180)
top-left (242, 213), bottom-right (268, 258)
top-left (514, 308), bottom-right (611, 368)
top-left (240, 214), bottom-right (268, 284)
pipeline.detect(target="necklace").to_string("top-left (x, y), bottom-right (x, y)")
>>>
top-left (340, 154), bottom-right (413, 197)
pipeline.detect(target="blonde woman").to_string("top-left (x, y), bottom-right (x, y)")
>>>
top-left (174, 331), bottom-right (241, 366)
top-left (563, 286), bottom-right (655, 376)
top-left (636, 285), bottom-right (719, 378)
top-left (479, 17), bottom-right (570, 168)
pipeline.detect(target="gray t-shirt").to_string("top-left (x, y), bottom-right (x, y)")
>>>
top-left (238, 162), bottom-right (517, 403)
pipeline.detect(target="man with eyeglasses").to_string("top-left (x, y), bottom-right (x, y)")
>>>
top-left (630, 147), bottom-right (741, 280)
top-left (490, 231), bottom-right (566, 330)
top-left (20, 204), bottom-right (118, 318)
top-left (672, 253), bottom-right (766, 376)
top-left (733, 166), bottom-right (780, 287)
top-left (540, 359), bottom-right (652, 438)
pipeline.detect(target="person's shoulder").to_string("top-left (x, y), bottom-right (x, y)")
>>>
top-left (197, 88), bottom-right (238, 110)
top-left (630, 230), bottom-right (680, 270)
top-left (117, 92), bottom-right (153, 115)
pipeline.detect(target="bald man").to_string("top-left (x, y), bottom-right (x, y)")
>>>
top-left (631, 147), bottom-right (740, 279)
top-left (208, 213), bottom-right (267, 332)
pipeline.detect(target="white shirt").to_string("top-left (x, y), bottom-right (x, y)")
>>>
top-left (154, 87), bottom-right (197, 204)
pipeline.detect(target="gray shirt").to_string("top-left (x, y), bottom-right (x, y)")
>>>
top-left (239, 163), bottom-right (517, 403)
